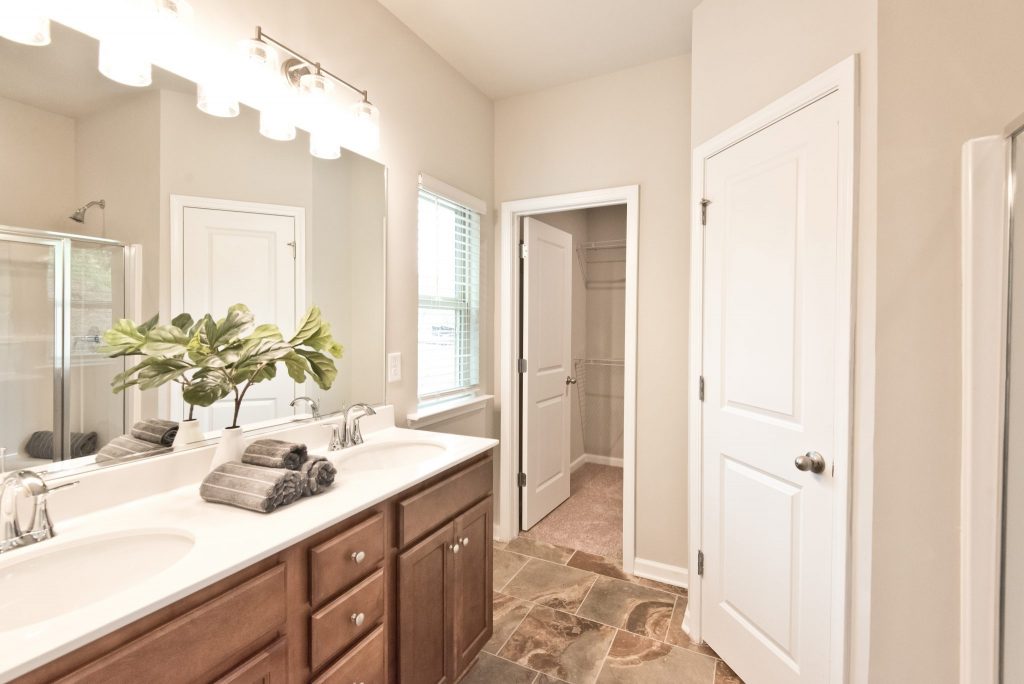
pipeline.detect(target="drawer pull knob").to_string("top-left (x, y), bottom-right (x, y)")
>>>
top-left (450, 543), bottom-right (460, 554)
top-left (351, 550), bottom-right (366, 564)
top-left (351, 612), bottom-right (365, 626)
top-left (461, 536), bottom-right (470, 547)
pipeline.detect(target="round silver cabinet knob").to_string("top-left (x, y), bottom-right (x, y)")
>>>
top-left (461, 537), bottom-right (470, 547)
top-left (450, 543), bottom-right (460, 554)
top-left (794, 451), bottom-right (826, 474)
top-left (351, 550), bottom-right (366, 564)
top-left (351, 612), bottom-right (365, 626)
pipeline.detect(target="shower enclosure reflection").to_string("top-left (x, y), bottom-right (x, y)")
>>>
top-left (0, 229), bottom-right (127, 468)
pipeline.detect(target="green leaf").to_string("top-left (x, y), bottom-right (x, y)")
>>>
top-left (295, 348), bottom-right (338, 390)
top-left (136, 358), bottom-right (192, 390)
top-left (171, 313), bottom-right (194, 330)
top-left (182, 376), bottom-right (232, 407)
top-left (206, 304), bottom-right (255, 348)
top-left (250, 324), bottom-right (283, 342)
top-left (140, 325), bottom-right (190, 357)
top-left (137, 314), bottom-right (159, 334)
top-left (289, 306), bottom-right (322, 345)
top-left (98, 319), bottom-right (147, 356)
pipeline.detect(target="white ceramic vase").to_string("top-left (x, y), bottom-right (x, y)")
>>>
top-left (210, 426), bottom-right (243, 468)
top-left (173, 419), bottom-right (203, 449)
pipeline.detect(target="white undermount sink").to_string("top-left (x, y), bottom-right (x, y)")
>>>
top-left (0, 529), bottom-right (194, 631)
top-left (336, 441), bottom-right (446, 471)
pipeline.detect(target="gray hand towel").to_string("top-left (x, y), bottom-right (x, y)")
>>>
top-left (130, 419), bottom-right (179, 446)
top-left (24, 431), bottom-right (98, 459)
top-left (200, 462), bottom-right (304, 513)
top-left (241, 439), bottom-right (308, 470)
top-left (299, 456), bottom-right (337, 496)
top-left (96, 435), bottom-right (172, 462)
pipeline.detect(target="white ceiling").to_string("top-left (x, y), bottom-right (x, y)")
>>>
top-left (375, 0), bottom-right (698, 99)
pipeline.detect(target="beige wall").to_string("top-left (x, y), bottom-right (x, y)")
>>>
top-left (186, 0), bottom-right (495, 435)
top-left (495, 55), bottom-right (691, 567)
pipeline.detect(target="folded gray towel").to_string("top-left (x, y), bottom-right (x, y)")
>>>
top-left (96, 435), bottom-right (172, 462)
top-left (241, 439), bottom-right (308, 470)
top-left (130, 419), bottom-right (179, 446)
top-left (200, 462), bottom-right (304, 513)
top-left (299, 456), bottom-right (337, 496)
top-left (24, 431), bottom-right (98, 459)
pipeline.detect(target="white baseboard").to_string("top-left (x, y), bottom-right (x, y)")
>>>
top-left (494, 522), bottom-right (510, 544)
top-left (633, 557), bottom-right (688, 590)
top-left (570, 453), bottom-right (624, 472)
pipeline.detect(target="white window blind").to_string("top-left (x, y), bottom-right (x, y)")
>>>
top-left (418, 187), bottom-right (481, 401)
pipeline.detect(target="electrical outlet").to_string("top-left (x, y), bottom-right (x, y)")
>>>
top-left (387, 352), bottom-right (402, 382)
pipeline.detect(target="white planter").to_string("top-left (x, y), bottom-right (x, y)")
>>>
top-left (173, 419), bottom-right (203, 449)
top-left (210, 426), bottom-right (243, 468)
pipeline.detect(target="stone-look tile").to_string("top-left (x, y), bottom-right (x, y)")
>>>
top-left (503, 559), bottom-right (597, 612)
top-left (495, 549), bottom-right (531, 590)
top-left (715, 659), bottom-right (744, 684)
top-left (568, 551), bottom-right (686, 597)
top-left (576, 577), bottom-right (675, 640)
top-left (596, 631), bottom-right (718, 684)
top-left (664, 597), bottom-right (719, 658)
top-left (507, 536), bottom-right (576, 564)
top-left (499, 605), bottom-right (616, 684)
top-left (460, 652), bottom-right (538, 684)
top-left (535, 675), bottom-right (570, 683)
top-left (484, 592), bottom-right (533, 654)
top-left (494, 540), bottom-right (509, 550)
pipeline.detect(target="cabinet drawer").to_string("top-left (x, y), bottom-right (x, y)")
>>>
top-left (58, 565), bottom-right (287, 684)
top-left (398, 455), bottom-right (492, 548)
top-left (214, 637), bottom-right (288, 684)
top-left (312, 626), bottom-right (385, 684)
top-left (310, 569), bottom-right (385, 672)
top-left (310, 512), bottom-right (385, 607)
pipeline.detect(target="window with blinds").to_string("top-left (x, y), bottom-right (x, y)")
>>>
top-left (417, 187), bottom-right (481, 401)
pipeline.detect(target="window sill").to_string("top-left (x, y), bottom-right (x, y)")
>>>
top-left (406, 394), bottom-right (493, 430)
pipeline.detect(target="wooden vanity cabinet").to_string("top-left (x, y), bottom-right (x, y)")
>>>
top-left (13, 452), bottom-right (492, 684)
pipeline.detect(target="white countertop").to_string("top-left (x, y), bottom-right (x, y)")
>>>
top-left (0, 413), bottom-right (497, 682)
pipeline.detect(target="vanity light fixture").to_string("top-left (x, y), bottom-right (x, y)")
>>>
top-left (196, 77), bottom-right (240, 118)
top-left (98, 0), bottom-right (192, 88)
top-left (98, 38), bottom-right (152, 87)
top-left (0, 1), bottom-right (51, 46)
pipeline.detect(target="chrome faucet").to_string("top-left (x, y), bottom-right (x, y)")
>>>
top-left (290, 395), bottom-right (321, 421)
top-left (326, 423), bottom-right (344, 451)
top-left (0, 471), bottom-right (78, 554)
top-left (344, 404), bottom-right (377, 447)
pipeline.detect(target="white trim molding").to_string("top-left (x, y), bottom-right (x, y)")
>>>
top-left (959, 135), bottom-right (1010, 684)
top-left (419, 172), bottom-right (488, 215)
top-left (686, 56), bottom-right (858, 684)
top-left (633, 557), bottom-right (688, 590)
top-left (570, 453), bottom-right (624, 472)
top-left (499, 185), bottom-right (640, 574)
top-left (406, 394), bottom-right (493, 430)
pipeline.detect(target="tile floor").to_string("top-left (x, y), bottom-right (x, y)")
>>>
top-left (519, 463), bottom-right (623, 558)
top-left (462, 537), bottom-right (745, 684)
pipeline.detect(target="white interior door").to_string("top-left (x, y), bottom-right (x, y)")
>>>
top-left (700, 92), bottom-right (842, 683)
top-left (521, 217), bottom-right (573, 530)
top-left (182, 205), bottom-right (299, 431)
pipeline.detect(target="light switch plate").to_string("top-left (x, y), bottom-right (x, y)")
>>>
top-left (387, 352), bottom-right (402, 382)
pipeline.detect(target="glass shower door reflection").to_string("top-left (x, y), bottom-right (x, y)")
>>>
top-left (0, 235), bottom-right (62, 468)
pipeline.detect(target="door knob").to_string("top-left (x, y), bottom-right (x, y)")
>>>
top-left (565, 376), bottom-right (577, 385)
top-left (794, 451), bottom-right (826, 474)
top-left (351, 550), bottom-right (366, 564)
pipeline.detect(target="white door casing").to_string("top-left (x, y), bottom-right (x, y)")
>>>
top-left (688, 56), bottom-right (857, 684)
top-left (521, 217), bottom-right (574, 529)
top-left (175, 198), bottom-right (304, 431)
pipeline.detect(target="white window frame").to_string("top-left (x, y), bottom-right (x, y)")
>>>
top-left (417, 174), bottom-right (487, 406)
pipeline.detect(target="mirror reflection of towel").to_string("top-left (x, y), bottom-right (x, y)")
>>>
top-left (23, 431), bottom-right (98, 459)
top-left (129, 419), bottom-right (179, 446)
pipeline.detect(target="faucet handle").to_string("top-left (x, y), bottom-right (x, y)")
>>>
top-left (326, 423), bottom-right (345, 451)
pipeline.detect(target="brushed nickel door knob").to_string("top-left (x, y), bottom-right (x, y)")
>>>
top-left (794, 451), bottom-right (826, 474)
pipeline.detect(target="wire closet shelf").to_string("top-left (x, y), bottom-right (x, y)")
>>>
top-left (576, 239), bottom-right (626, 287)
top-left (572, 357), bottom-right (625, 455)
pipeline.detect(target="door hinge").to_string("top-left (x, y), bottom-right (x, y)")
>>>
top-left (520, 243), bottom-right (528, 259)
top-left (517, 472), bottom-right (527, 487)
top-left (697, 549), bottom-right (704, 577)
top-left (698, 375), bottom-right (705, 402)
top-left (700, 198), bottom-right (711, 227)
top-left (286, 240), bottom-right (297, 258)
top-left (518, 358), bottom-right (528, 374)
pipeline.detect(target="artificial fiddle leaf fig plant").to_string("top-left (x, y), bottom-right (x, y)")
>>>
top-left (100, 304), bottom-right (344, 429)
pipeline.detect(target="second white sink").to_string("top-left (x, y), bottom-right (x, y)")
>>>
top-left (0, 529), bottom-right (194, 632)
top-left (336, 441), bottom-right (446, 471)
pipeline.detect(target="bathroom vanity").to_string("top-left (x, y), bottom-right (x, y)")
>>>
top-left (0, 413), bottom-right (496, 684)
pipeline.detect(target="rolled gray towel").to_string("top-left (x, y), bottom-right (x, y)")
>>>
top-left (241, 439), bottom-right (308, 470)
top-left (24, 431), bottom-right (99, 459)
top-left (299, 456), bottom-right (337, 496)
top-left (130, 419), bottom-right (179, 446)
top-left (96, 435), bottom-right (172, 462)
top-left (200, 462), bottom-right (304, 513)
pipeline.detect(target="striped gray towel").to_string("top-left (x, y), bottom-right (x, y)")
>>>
top-left (200, 462), bottom-right (304, 513)
top-left (130, 419), bottom-right (179, 446)
top-left (299, 456), bottom-right (337, 496)
top-left (24, 431), bottom-right (99, 459)
top-left (96, 435), bottom-right (172, 462)
top-left (241, 439), bottom-right (308, 470)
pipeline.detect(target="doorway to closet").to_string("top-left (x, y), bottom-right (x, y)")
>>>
top-left (498, 185), bottom-right (639, 573)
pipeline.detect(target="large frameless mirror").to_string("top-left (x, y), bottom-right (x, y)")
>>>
top-left (0, 22), bottom-right (386, 475)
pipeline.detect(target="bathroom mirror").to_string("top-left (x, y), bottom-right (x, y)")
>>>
top-left (0, 22), bottom-right (386, 473)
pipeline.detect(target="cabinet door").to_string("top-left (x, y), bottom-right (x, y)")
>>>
top-left (452, 496), bottom-right (493, 677)
top-left (398, 522), bottom-right (455, 684)
top-left (214, 637), bottom-right (288, 684)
